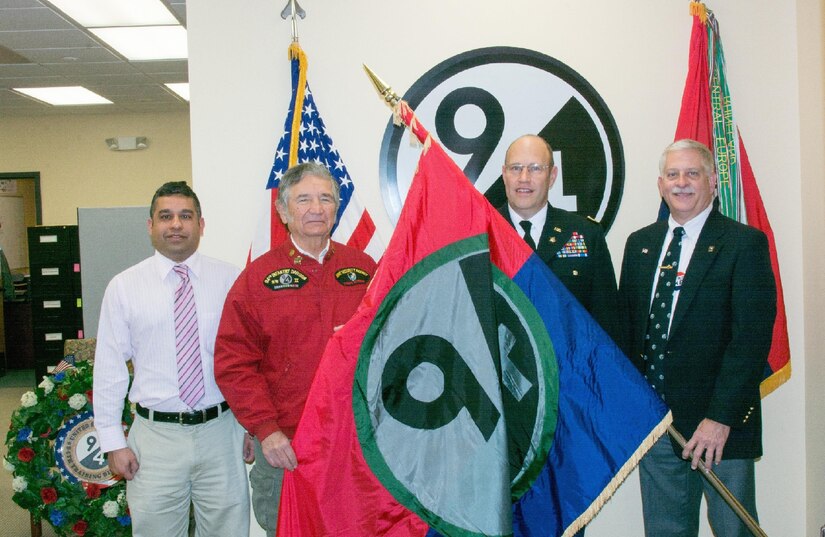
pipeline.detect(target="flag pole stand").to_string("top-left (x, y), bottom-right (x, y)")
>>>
top-left (667, 426), bottom-right (768, 537)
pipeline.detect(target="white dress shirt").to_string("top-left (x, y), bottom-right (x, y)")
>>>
top-left (93, 250), bottom-right (240, 452)
top-left (508, 204), bottom-right (548, 247)
top-left (650, 202), bottom-right (714, 334)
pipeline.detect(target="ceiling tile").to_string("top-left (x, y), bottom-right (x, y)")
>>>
top-left (0, 0), bottom-right (189, 117)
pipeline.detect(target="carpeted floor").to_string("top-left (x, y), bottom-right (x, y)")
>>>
top-left (1, 369), bottom-right (58, 537)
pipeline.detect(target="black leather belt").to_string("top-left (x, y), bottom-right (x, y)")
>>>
top-left (136, 402), bottom-right (230, 425)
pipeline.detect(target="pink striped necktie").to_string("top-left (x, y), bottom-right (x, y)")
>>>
top-left (173, 264), bottom-right (204, 408)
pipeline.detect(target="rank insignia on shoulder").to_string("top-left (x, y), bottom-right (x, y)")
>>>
top-left (263, 268), bottom-right (308, 291)
top-left (556, 231), bottom-right (589, 258)
top-left (335, 267), bottom-right (371, 286)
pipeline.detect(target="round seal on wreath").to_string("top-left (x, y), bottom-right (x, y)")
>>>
top-left (5, 359), bottom-right (132, 535)
top-left (55, 411), bottom-right (119, 486)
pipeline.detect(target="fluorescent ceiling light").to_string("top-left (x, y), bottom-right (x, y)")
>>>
top-left (90, 26), bottom-right (188, 61)
top-left (165, 83), bottom-right (190, 101)
top-left (13, 86), bottom-right (112, 106)
top-left (48, 0), bottom-right (178, 27)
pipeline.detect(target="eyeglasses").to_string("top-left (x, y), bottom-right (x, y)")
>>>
top-left (504, 163), bottom-right (551, 176)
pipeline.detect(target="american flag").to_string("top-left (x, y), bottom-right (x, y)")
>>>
top-left (52, 354), bottom-right (77, 374)
top-left (249, 43), bottom-right (383, 262)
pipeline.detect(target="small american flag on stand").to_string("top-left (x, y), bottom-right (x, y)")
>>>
top-left (249, 43), bottom-right (383, 262)
top-left (52, 354), bottom-right (77, 374)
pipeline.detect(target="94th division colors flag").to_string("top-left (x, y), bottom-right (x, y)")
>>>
top-left (277, 95), bottom-right (671, 536)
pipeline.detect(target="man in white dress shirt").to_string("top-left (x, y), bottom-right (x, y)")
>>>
top-left (93, 182), bottom-right (250, 537)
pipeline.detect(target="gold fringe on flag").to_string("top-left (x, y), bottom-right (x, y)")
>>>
top-left (287, 42), bottom-right (308, 167)
top-left (689, 1), bottom-right (707, 24)
top-left (760, 361), bottom-right (792, 398)
top-left (561, 412), bottom-right (673, 536)
top-left (392, 101), bottom-right (429, 151)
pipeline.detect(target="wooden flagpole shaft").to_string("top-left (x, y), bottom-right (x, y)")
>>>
top-left (667, 425), bottom-right (768, 537)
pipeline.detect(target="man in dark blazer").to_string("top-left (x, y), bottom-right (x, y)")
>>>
top-left (496, 134), bottom-right (622, 343)
top-left (619, 139), bottom-right (776, 536)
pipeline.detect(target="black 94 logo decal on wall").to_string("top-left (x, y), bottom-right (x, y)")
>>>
top-left (378, 46), bottom-right (624, 232)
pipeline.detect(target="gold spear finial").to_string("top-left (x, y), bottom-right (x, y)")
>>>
top-left (363, 64), bottom-right (400, 108)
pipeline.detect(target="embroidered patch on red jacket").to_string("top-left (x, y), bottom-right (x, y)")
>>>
top-left (263, 268), bottom-right (308, 290)
top-left (335, 267), bottom-right (371, 286)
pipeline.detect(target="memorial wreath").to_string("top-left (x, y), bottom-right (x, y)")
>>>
top-left (4, 359), bottom-right (133, 536)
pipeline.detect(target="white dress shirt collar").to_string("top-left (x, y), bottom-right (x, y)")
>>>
top-left (290, 235), bottom-right (330, 264)
top-left (152, 250), bottom-right (202, 280)
top-left (508, 204), bottom-right (548, 245)
top-left (667, 200), bottom-right (714, 239)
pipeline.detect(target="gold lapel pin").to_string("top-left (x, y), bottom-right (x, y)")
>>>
top-left (708, 246), bottom-right (715, 253)
top-left (642, 248), bottom-right (649, 254)
top-left (549, 237), bottom-right (556, 243)
top-left (553, 226), bottom-right (562, 233)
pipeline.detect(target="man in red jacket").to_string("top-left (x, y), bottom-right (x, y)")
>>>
top-left (215, 162), bottom-right (377, 536)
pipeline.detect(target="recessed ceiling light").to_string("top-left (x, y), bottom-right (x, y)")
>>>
top-left (13, 87), bottom-right (112, 106)
top-left (165, 83), bottom-right (190, 101)
top-left (89, 26), bottom-right (188, 61)
top-left (48, 0), bottom-right (178, 27)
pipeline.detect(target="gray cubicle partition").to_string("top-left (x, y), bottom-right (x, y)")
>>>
top-left (78, 206), bottom-right (154, 338)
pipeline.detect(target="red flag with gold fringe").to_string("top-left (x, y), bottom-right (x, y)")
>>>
top-left (674, 1), bottom-right (790, 396)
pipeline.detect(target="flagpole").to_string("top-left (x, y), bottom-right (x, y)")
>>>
top-left (667, 426), bottom-right (768, 537)
top-left (280, 0), bottom-right (306, 42)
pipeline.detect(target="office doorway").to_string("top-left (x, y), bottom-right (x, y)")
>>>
top-left (0, 172), bottom-right (42, 272)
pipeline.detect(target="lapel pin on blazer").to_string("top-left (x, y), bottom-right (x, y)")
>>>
top-left (708, 245), bottom-right (715, 253)
top-left (549, 237), bottom-right (556, 243)
top-left (642, 248), bottom-right (649, 254)
top-left (553, 226), bottom-right (562, 233)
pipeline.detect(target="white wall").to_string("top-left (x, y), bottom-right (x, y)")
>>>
top-left (187, 1), bottom-right (822, 535)
top-left (797, 0), bottom-right (825, 534)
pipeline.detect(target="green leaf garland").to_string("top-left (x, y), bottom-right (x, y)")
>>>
top-left (4, 361), bottom-right (134, 536)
